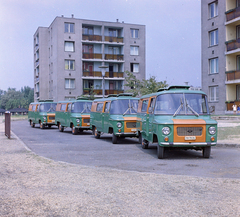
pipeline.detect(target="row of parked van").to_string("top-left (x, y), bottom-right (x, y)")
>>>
top-left (28, 86), bottom-right (218, 159)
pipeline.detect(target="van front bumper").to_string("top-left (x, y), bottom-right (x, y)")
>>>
top-left (115, 132), bottom-right (138, 137)
top-left (160, 142), bottom-right (217, 147)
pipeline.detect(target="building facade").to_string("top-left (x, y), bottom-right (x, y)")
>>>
top-left (33, 16), bottom-right (146, 101)
top-left (202, 0), bottom-right (240, 114)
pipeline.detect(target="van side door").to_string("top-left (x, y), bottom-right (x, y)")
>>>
top-left (66, 103), bottom-right (72, 127)
top-left (140, 98), bottom-right (149, 137)
top-left (103, 101), bottom-right (111, 133)
top-left (95, 102), bottom-right (104, 131)
top-left (147, 97), bottom-right (156, 140)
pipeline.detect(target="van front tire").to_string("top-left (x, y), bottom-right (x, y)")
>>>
top-left (203, 146), bottom-right (211, 158)
top-left (157, 145), bottom-right (164, 159)
top-left (112, 134), bottom-right (118, 144)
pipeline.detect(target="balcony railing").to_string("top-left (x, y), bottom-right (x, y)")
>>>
top-left (82, 53), bottom-right (102, 59)
top-left (226, 101), bottom-right (240, 111)
top-left (82, 34), bottom-right (102, 41)
top-left (83, 71), bottom-right (124, 78)
top-left (225, 39), bottom-right (240, 52)
top-left (104, 54), bottom-right (124, 61)
top-left (226, 7), bottom-right (240, 22)
top-left (226, 70), bottom-right (240, 81)
top-left (104, 36), bottom-right (123, 43)
top-left (83, 71), bottom-right (102, 77)
top-left (105, 72), bottom-right (124, 78)
top-left (83, 89), bottom-right (124, 95)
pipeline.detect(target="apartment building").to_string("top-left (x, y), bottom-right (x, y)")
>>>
top-left (202, 0), bottom-right (240, 114)
top-left (33, 16), bottom-right (146, 101)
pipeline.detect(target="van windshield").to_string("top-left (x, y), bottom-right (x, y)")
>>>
top-left (71, 101), bottom-right (92, 113)
top-left (39, 103), bottom-right (57, 112)
top-left (110, 99), bottom-right (138, 115)
top-left (154, 93), bottom-right (209, 116)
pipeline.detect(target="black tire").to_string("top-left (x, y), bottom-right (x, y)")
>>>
top-left (112, 134), bottom-right (118, 144)
top-left (58, 123), bottom-right (64, 132)
top-left (138, 132), bottom-right (142, 144)
top-left (48, 125), bottom-right (52, 128)
top-left (141, 139), bottom-right (149, 149)
top-left (30, 120), bottom-right (35, 128)
top-left (203, 146), bottom-right (211, 158)
top-left (157, 145), bottom-right (164, 159)
top-left (40, 121), bottom-right (45, 129)
top-left (94, 127), bottom-right (100, 139)
top-left (72, 124), bottom-right (78, 135)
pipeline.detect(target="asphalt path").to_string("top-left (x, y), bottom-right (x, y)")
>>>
top-left (12, 120), bottom-right (240, 179)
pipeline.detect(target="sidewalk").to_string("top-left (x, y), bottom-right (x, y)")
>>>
top-left (0, 118), bottom-right (240, 216)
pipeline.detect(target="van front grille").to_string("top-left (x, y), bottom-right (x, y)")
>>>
top-left (83, 118), bottom-right (90, 123)
top-left (177, 127), bottom-right (202, 136)
top-left (126, 121), bottom-right (136, 128)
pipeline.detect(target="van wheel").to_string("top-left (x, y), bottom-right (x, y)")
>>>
top-left (30, 120), bottom-right (35, 128)
top-left (203, 146), bottom-right (211, 158)
top-left (94, 127), bottom-right (100, 139)
top-left (138, 132), bottom-right (142, 144)
top-left (112, 134), bottom-right (118, 144)
top-left (157, 145), bottom-right (164, 159)
top-left (48, 125), bottom-right (52, 128)
top-left (40, 121), bottom-right (45, 129)
top-left (142, 139), bottom-right (149, 149)
top-left (59, 123), bottom-right (64, 132)
top-left (72, 124), bottom-right (78, 135)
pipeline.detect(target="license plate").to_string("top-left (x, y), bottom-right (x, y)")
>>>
top-left (185, 136), bottom-right (196, 140)
top-left (131, 129), bottom-right (137, 132)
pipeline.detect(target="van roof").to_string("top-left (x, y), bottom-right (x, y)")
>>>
top-left (57, 99), bottom-right (93, 104)
top-left (140, 85), bottom-right (206, 98)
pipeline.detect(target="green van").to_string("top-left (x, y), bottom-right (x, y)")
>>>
top-left (55, 98), bottom-right (92, 135)
top-left (90, 93), bottom-right (139, 144)
top-left (28, 100), bottom-right (57, 129)
top-left (137, 86), bottom-right (218, 159)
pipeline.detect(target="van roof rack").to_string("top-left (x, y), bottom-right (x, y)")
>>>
top-left (157, 85), bottom-right (190, 92)
top-left (107, 94), bottom-right (118, 98)
top-left (117, 93), bottom-right (134, 97)
top-left (38, 100), bottom-right (54, 102)
top-left (76, 96), bottom-right (92, 100)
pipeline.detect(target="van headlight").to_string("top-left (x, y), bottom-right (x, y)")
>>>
top-left (162, 127), bottom-right (170, 135)
top-left (76, 119), bottom-right (80, 123)
top-left (209, 126), bottom-right (216, 135)
top-left (117, 122), bottom-right (122, 128)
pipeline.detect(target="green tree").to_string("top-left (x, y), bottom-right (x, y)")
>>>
top-left (124, 71), bottom-right (168, 97)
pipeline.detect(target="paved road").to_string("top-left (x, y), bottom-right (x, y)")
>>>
top-left (12, 120), bottom-right (240, 179)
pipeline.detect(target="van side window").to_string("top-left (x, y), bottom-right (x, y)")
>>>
top-left (96, 103), bottom-right (103, 112)
top-left (32, 105), bottom-right (36, 111)
top-left (61, 104), bottom-right (66, 111)
top-left (149, 98), bottom-right (155, 113)
top-left (104, 102), bottom-right (110, 113)
top-left (37, 105), bottom-right (40, 111)
top-left (141, 99), bottom-right (149, 112)
top-left (67, 103), bottom-right (71, 112)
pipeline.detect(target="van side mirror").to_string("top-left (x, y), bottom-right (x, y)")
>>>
top-left (209, 106), bottom-right (215, 114)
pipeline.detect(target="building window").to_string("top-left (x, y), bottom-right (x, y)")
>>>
top-left (65, 79), bottom-right (75, 89)
top-left (209, 58), bottom-right (218, 74)
top-left (131, 29), bottom-right (139, 38)
top-left (130, 63), bottom-right (139, 73)
top-left (64, 23), bottom-right (74, 33)
top-left (209, 86), bottom-right (219, 102)
top-left (209, 29), bottom-right (218, 46)
top-left (83, 26), bottom-right (93, 35)
top-left (65, 60), bottom-right (75, 70)
top-left (130, 46), bottom-right (139, 55)
top-left (65, 41), bottom-right (75, 52)
top-left (209, 1), bottom-right (218, 18)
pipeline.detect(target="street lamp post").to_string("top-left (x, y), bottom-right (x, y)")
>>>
top-left (99, 63), bottom-right (108, 98)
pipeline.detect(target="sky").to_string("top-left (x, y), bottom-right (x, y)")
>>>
top-left (0, 0), bottom-right (201, 91)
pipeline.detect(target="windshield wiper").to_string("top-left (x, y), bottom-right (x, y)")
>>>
top-left (173, 98), bottom-right (183, 117)
top-left (81, 105), bottom-right (91, 113)
top-left (186, 103), bottom-right (199, 117)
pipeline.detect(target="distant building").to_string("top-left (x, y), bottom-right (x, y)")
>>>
top-left (201, 0), bottom-right (240, 114)
top-left (33, 16), bottom-right (146, 101)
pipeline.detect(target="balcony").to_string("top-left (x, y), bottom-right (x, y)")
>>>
top-left (105, 36), bottom-right (123, 43)
top-left (82, 34), bottom-right (102, 42)
top-left (226, 70), bottom-right (240, 81)
top-left (105, 72), bottom-right (124, 78)
top-left (226, 101), bottom-right (240, 111)
top-left (82, 53), bottom-right (102, 59)
top-left (226, 7), bottom-right (240, 22)
top-left (83, 71), bottom-right (102, 77)
top-left (83, 89), bottom-right (124, 96)
top-left (104, 54), bottom-right (124, 61)
top-left (83, 71), bottom-right (124, 78)
top-left (226, 39), bottom-right (240, 52)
